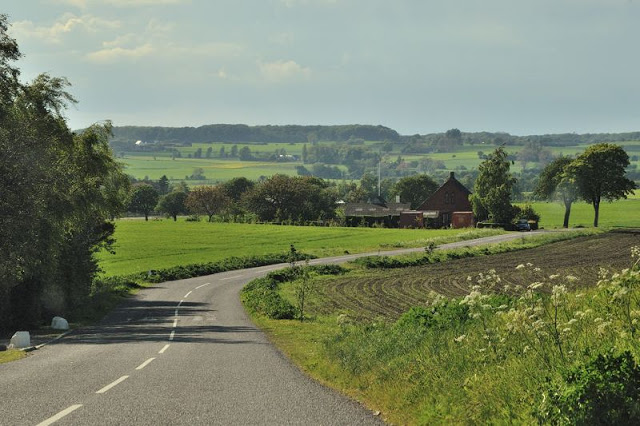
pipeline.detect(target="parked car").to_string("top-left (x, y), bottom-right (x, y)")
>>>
top-left (515, 218), bottom-right (531, 232)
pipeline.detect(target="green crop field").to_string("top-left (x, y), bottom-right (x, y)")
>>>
top-left (119, 156), bottom-right (300, 182)
top-left (524, 197), bottom-right (640, 228)
top-left (97, 221), bottom-right (501, 277)
top-left (116, 139), bottom-right (640, 184)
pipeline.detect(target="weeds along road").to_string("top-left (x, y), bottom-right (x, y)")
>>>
top-left (0, 231), bottom-right (549, 425)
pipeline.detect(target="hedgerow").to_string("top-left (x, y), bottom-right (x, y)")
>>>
top-left (241, 264), bottom-right (347, 320)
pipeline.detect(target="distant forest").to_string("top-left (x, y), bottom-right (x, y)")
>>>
top-left (110, 124), bottom-right (400, 144)
top-left (109, 123), bottom-right (640, 147)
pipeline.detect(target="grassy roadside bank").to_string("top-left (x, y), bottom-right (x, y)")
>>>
top-left (0, 349), bottom-right (27, 364)
top-left (242, 229), bottom-right (640, 424)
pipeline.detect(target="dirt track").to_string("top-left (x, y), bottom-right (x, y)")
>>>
top-left (320, 230), bottom-right (640, 319)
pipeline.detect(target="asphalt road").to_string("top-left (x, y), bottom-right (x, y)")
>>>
top-left (0, 231), bottom-right (549, 425)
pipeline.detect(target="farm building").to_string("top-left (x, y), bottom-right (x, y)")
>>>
top-left (342, 196), bottom-right (411, 227)
top-left (414, 171), bottom-right (474, 228)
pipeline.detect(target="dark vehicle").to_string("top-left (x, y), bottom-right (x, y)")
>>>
top-left (515, 219), bottom-right (531, 232)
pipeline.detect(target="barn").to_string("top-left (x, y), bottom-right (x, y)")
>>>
top-left (342, 196), bottom-right (411, 227)
top-left (413, 172), bottom-right (474, 228)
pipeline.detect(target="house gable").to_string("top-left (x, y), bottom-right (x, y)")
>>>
top-left (417, 172), bottom-right (472, 213)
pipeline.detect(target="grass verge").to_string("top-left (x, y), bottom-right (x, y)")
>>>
top-left (0, 349), bottom-right (27, 364)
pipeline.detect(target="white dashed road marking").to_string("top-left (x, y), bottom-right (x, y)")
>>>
top-left (96, 376), bottom-right (129, 394)
top-left (36, 404), bottom-right (83, 426)
top-left (220, 275), bottom-right (243, 280)
top-left (136, 358), bottom-right (156, 370)
top-left (159, 344), bottom-right (170, 354)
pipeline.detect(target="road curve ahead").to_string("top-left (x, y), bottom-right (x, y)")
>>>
top-left (0, 231), bottom-right (548, 425)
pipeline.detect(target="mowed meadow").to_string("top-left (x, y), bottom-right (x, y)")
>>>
top-left (96, 221), bottom-right (501, 277)
top-left (117, 140), bottom-right (640, 183)
top-left (527, 194), bottom-right (640, 228)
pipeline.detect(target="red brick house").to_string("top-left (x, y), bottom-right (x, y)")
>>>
top-left (415, 172), bottom-right (473, 228)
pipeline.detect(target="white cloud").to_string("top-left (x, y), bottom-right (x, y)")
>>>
top-left (48, 0), bottom-right (188, 7)
top-left (259, 60), bottom-right (311, 81)
top-left (104, 0), bottom-right (187, 5)
top-left (86, 43), bottom-right (154, 63)
top-left (279, 0), bottom-right (338, 6)
top-left (12, 14), bottom-right (121, 44)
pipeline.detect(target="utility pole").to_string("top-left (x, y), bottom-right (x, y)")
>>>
top-left (378, 159), bottom-right (381, 196)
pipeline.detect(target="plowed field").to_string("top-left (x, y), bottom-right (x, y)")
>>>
top-left (319, 231), bottom-right (640, 320)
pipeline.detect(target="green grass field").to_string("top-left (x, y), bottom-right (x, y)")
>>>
top-left (525, 197), bottom-right (640, 228)
top-left (117, 140), bottom-right (640, 183)
top-left (97, 222), bottom-right (500, 277)
top-left (120, 156), bottom-right (300, 182)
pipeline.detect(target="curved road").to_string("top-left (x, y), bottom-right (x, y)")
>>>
top-left (0, 231), bottom-right (550, 425)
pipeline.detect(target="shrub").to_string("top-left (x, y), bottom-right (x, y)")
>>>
top-left (396, 301), bottom-right (469, 330)
top-left (243, 264), bottom-right (347, 320)
top-left (241, 278), bottom-right (295, 319)
top-left (536, 351), bottom-right (640, 425)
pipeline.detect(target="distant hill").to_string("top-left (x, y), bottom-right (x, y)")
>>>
top-left (110, 124), bottom-right (400, 144)
top-left (109, 124), bottom-right (640, 148)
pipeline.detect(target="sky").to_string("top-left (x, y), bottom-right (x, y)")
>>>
top-left (4, 0), bottom-right (640, 135)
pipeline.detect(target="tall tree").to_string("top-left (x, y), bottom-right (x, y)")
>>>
top-left (129, 184), bottom-right (159, 221)
top-left (470, 147), bottom-right (516, 223)
top-left (568, 143), bottom-right (636, 227)
top-left (158, 175), bottom-right (169, 195)
top-left (243, 175), bottom-right (336, 222)
top-left (391, 174), bottom-right (439, 209)
top-left (157, 191), bottom-right (188, 221)
top-left (221, 176), bottom-right (255, 202)
top-left (0, 15), bottom-right (129, 329)
top-left (185, 186), bottom-right (230, 222)
top-left (534, 156), bottom-right (577, 228)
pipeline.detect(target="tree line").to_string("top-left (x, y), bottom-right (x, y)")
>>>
top-left (111, 124), bottom-right (640, 150)
top-left (128, 172), bottom-right (447, 224)
top-left (0, 15), bottom-right (130, 333)
top-left (111, 124), bottom-right (400, 144)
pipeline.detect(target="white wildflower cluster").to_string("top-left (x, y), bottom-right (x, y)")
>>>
top-left (460, 270), bottom-right (507, 357)
top-left (592, 246), bottom-right (640, 337)
top-left (426, 290), bottom-right (448, 309)
top-left (501, 264), bottom-right (587, 365)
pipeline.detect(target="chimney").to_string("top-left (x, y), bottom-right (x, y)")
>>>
top-left (449, 171), bottom-right (455, 180)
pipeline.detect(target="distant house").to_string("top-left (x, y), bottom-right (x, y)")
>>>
top-left (414, 172), bottom-right (474, 228)
top-left (342, 196), bottom-right (411, 227)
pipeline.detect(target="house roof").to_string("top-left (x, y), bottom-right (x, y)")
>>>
top-left (417, 171), bottom-right (472, 210)
top-left (342, 202), bottom-right (411, 217)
